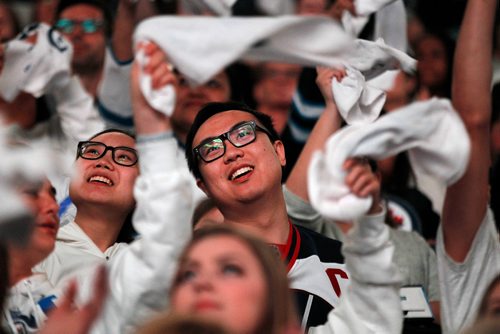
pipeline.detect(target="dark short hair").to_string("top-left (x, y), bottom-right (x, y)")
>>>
top-left (88, 128), bottom-right (135, 141)
top-left (185, 101), bottom-right (280, 180)
top-left (56, 0), bottom-right (114, 37)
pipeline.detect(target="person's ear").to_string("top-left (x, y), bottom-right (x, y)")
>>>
top-left (273, 140), bottom-right (286, 167)
top-left (196, 178), bottom-right (208, 195)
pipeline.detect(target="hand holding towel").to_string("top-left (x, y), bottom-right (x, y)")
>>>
top-left (308, 98), bottom-right (470, 221)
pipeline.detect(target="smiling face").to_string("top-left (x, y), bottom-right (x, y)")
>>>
top-left (18, 180), bottom-right (59, 257)
top-left (171, 235), bottom-right (267, 334)
top-left (69, 132), bottom-right (138, 213)
top-left (193, 110), bottom-right (286, 206)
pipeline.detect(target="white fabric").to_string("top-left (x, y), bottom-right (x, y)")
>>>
top-left (136, 48), bottom-right (176, 117)
top-left (308, 98), bottom-right (470, 221)
top-left (331, 38), bottom-right (415, 125)
top-left (134, 15), bottom-right (352, 87)
top-left (97, 49), bottom-right (134, 130)
top-left (332, 67), bottom-right (386, 125)
top-left (2, 273), bottom-right (58, 333)
top-left (437, 209), bottom-right (500, 334)
top-left (373, 0), bottom-right (407, 52)
top-left (34, 137), bottom-right (194, 333)
top-left (310, 212), bottom-right (402, 333)
top-left (341, 0), bottom-right (398, 38)
top-left (0, 23), bottom-right (73, 102)
top-left (346, 38), bottom-right (416, 80)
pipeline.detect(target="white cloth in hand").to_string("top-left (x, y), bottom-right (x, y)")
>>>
top-left (308, 98), bottom-right (470, 221)
top-left (134, 16), bottom-right (352, 86)
top-left (136, 47), bottom-right (176, 117)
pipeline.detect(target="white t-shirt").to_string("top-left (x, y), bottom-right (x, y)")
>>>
top-left (437, 208), bottom-right (500, 334)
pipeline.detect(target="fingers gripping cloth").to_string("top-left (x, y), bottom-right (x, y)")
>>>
top-left (0, 23), bottom-right (73, 102)
top-left (136, 46), bottom-right (177, 116)
top-left (308, 98), bottom-right (471, 221)
top-left (331, 38), bottom-right (416, 125)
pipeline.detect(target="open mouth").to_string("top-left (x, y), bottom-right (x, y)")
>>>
top-left (88, 175), bottom-right (113, 186)
top-left (230, 166), bottom-right (254, 181)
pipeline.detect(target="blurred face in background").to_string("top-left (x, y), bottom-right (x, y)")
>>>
top-left (171, 235), bottom-right (267, 334)
top-left (57, 4), bottom-right (106, 73)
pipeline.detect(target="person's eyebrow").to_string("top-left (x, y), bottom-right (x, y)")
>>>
top-left (197, 120), bottom-right (252, 144)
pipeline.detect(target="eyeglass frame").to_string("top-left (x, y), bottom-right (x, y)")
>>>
top-left (54, 18), bottom-right (104, 34)
top-left (193, 120), bottom-right (273, 163)
top-left (77, 141), bottom-right (139, 167)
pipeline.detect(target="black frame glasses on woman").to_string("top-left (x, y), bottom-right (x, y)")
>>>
top-left (193, 120), bottom-right (272, 163)
top-left (77, 141), bottom-right (138, 167)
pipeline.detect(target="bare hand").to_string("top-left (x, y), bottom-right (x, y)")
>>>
top-left (39, 265), bottom-right (108, 334)
top-left (343, 158), bottom-right (382, 214)
top-left (131, 41), bottom-right (177, 134)
top-left (316, 66), bottom-right (346, 107)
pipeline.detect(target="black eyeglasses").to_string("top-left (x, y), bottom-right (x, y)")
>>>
top-left (55, 18), bottom-right (104, 34)
top-left (193, 121), bottom-right (272, 163)
top-left (77, 141), bottom-right (138, 167)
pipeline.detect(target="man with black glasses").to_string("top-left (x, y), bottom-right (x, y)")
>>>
top-left (184, 101), bottom-right (399, 330)
top-left (32, 42), bottom-right (194, 332)
top-left (36, 129), bottom-right (140, 285)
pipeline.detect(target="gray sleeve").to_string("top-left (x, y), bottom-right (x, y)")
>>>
top-left (283, 185), bottom-right (343, 240)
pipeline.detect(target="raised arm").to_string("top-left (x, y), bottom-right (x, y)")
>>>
top-left (442, 0), bottom-right (497, 262)
top-left (286, 67), bottom-right (344, 202)
top-left (91, 42), bottom-right (193, 332)
top-left (111, 0), bottom-right (136, 63)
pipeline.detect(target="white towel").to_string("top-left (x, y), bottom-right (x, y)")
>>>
top-left (332, 66), bottom-right (386, 125)
top-left (136, 47), bottom-right (177, 116)
top-left (134, 16), bottom-right (353, 116)
top-left (374, 0), bottom-right (407, 52)
top-left (332, 38), bottom-right (415, 125)
top-left (341, 0), bottom-right (398, 37)
top-left (0, 23), bottom-right (73, 102)
top-left (308, 98), bottom-right (470, 221)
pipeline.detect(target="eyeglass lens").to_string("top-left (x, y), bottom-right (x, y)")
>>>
top-left (55, 19), bottom-right (101, 34)
top-left (79, 142), bottom-right (137, 166)
top-left (198, 123), bottom-right (256, 162)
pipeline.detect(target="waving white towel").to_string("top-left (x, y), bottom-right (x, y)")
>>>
top-left (134, 16), bottom-right (354, 114)
top-left (0, 23), bottom-right (73, 102)
top-left (135, 16), bottom-right (352, 85)
top-left (332, 67), bottom-right (386, 125)
top-left (308, 98), bottom-right (470, 221)
top-left (331, 38), bottom-right (415, 125)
